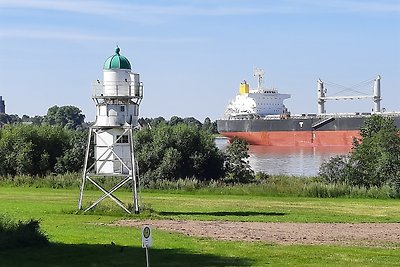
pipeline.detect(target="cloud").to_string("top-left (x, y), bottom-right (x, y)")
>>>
top-left (0, 0), bottom-right (400, 29)
top-left (0, 29), bottom-right (103, 41)
top-left (0, 0), bottom-right (398, 23)
top-left (0, 0), bottom-right (157, 24)
top-left (0, 28), bottom-right (206, 44)
top-left (0, 0), bottom-right (114, 15)
top-left (295, 0), bottom-right (400, 13)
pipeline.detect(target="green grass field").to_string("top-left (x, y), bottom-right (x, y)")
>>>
top-left (1, 186), bottom-right (400, 266)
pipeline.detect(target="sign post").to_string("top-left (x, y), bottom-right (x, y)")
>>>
top-left (142, 225), bottom-right (152, 267)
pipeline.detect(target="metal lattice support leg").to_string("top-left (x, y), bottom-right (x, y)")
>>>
top-left (78, 126), bottom-right (141, 214)
top-left (84, 175), bottom-right (133, 213)
top-left (78, 128), bottom-right (92, 210)
top-left (129, 127), bottom-right (140, 214)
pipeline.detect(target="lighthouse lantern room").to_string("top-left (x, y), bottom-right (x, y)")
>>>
top-left (78, 47), bottom-right (143, 214)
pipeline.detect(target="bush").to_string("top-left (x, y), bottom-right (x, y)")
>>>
top-left (223, 137), bottom-right (255, 184)
top-left (319, 155), bottom-right (350, 184)
top-left (319, 115), bottom-right (400, 191)
top-left (0, 125), bottom-right (87, 176)
top-left (134, 123), bottom-right (224, 185)
top-left (0, 215), bottom-right (49, 250)
top-left (255, 172), bottom-right (269, 183)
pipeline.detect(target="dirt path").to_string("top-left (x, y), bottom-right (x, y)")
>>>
top-left (116, 220), bottom-right (400, 246)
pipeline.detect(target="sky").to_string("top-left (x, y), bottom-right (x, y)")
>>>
top-left (0, 0), bottom-right (399, 122)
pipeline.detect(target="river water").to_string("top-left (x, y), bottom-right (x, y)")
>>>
top-left (215, 137), bottom-right (351, 176)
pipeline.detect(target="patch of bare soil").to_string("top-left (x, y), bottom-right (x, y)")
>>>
top-left (115, 220), bottom-right (400, 246)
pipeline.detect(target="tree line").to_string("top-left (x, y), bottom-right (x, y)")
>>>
top-left (1, 105), bottom-right (399, 194)
top-left (0, 105), bottom-right (246, 183)
top-left (0, 105), bottom-right (85, 130)
top-left (0, 106), bottom-right (218, 134)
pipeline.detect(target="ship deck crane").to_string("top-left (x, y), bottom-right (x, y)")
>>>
top-left (317, 76), bottom-right (381, 114)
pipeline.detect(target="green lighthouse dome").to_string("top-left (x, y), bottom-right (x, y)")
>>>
top-left (103, 47), bottom-right (131, 70)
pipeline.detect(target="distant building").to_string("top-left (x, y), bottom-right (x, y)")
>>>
top-left (0, 96), bottom-right (5, 114)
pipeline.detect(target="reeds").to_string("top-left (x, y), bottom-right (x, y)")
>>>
top-left (0, 173), bottom-right (398, 199)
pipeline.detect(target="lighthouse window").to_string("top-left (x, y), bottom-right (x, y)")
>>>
top-left (116, 135), bottom-right (129, 143)
top-left (120, 106), bottom-right (125, 112)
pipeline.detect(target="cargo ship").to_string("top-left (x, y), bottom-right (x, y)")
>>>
top-left (217, 69), bottom-right (400, 146)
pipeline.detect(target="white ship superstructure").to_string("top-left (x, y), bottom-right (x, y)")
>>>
top-left (224, 69), bottom-right (290, 119)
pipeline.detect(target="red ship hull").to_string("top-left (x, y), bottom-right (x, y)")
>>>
top-left (221, 130), bottom-right (361, 147)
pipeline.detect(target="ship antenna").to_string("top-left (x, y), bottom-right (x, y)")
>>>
top-left (254, 67), bottom-right (265, 90)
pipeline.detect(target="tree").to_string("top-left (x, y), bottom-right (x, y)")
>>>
top-left (0, 125), bottom-right (87, 176)
top-left (0, 114), bottom-right (21, 125)
top-left (134, 123), bottom-right (224, 185)
top-left (0, 125), bottom-right (70, 176)
top-left (358, 115), bottom-right (397, 140)
top-left (319, 155), bottom-right (351, 184)
top-left (149, 116), bottom-right (166, 127)
top-left (319, 115), bottom-right (400, 193)
top-left (30, 116), bottom-right (44, 125)
top-left (347, 125), bottom-right (400, 188)
top-left (182, 117), bottom-right (202, 128)
top-left (169, 116), bottom-right (184, 126)
top-left (224, 137), bottom-right (255, 184)
top-left (202, 117), bottom-right (218, 134)
top-left (43, 105), bottom-right (85, 130)
top-left (54, 130), bottom-right (88, 173)
top-left (21, 115), bottom-right (30, 122)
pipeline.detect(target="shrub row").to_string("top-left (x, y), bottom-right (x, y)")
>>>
top-left (1, 174), bottom-right (398, 199)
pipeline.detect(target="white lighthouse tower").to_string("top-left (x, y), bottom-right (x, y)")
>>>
top-left (78, 47), bottom-right (143, 214)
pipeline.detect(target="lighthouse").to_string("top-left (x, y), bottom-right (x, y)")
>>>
top-left (78, 47), bottom-right (143, 214)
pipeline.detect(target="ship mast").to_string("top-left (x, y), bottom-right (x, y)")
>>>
top-left (254, 68), bottom-right (265, 91)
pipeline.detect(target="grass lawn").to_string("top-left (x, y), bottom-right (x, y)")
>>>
top-left (0, 186), bottom-right (399, 266)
